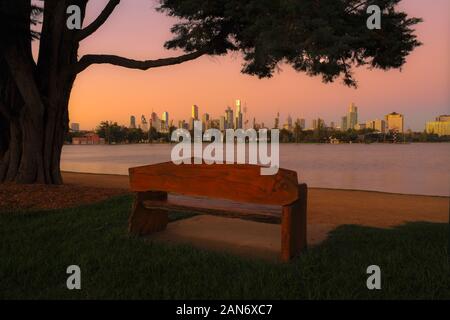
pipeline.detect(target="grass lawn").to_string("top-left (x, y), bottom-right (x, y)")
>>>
top-left (0, 195), bottom-right (448, 299)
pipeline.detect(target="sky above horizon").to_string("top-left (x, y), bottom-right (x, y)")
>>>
top-left (66, 0), bottom-right (449, 131)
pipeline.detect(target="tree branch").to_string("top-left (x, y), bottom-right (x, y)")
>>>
top-left (345, 1), bottom-right (370, 14)
top-left (76, 0), bottom-right (120, 42)
top-left (74, 49), bottom-right (208, 74)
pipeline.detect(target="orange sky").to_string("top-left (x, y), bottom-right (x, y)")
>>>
top-left (66, 0), bottom-right (449, 131)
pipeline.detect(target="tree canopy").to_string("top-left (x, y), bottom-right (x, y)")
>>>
top-left (159, 0), bottom-right (422, 86)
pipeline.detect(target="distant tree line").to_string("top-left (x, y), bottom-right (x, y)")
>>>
top-left (65, 121), bottom-right (450, 145)
top-left (95, 121), bottom-right (142, 144)
top-left (94, 121), bottom-right (176, 144)
top-left (280, 127), bottom-right (450, 143)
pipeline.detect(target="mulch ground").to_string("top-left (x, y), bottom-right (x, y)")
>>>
top-left (0, 183), bottom-right (128, 211)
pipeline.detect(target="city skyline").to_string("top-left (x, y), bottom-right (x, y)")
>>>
top-left (65, 0), bottom-right (449, 131)
top-left (73, 101), bottom-right (449, 135)
top-left (72, 99), bottom-right (446, 133)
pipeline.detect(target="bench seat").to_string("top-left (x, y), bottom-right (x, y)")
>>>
top-left (143, 194), bottom-right (282, 224)
top-left (128, 161), bottom-right (307, 262)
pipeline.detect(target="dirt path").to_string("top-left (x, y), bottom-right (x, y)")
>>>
top-left (61, 171), bottom-right (449, 247)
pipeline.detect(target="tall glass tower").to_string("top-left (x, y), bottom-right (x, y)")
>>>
top-left (191, 105), bottom-right (199, 120)
top-left (235, 99), bottom-right (243, 129)
top-left (347, 103), bottom-right (358, 130)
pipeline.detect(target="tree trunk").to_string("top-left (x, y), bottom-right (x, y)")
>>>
top-left (0, 0), bottom-right (85, 185)
top-left (3, 119), bottom-right (22, 182)
top-left (0, 46), bottom-right (76, 184)
top-left (0, 93), bottom-right (72, 185)
top-left (16, 114), bottom-right (45, 183)
top-left (42, 90), bottom-right (72, 185)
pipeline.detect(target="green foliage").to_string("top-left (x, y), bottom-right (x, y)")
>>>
top-left (158, 0), bottom-right (421, 86)
top-left (405, 131), bottom-right (450, 143)
top-left (95, 121), bottom-right (146, 144)
top-left (148, 127), bottom-right (159, 142)
top-left (0, 196), bottom-right (448, 299)
top-left (271, 128), bottom-right (450, 143)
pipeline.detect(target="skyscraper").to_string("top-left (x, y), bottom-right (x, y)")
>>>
top-left (385, 112), bottom-right (404, 133)
top-left (162, 112), bottom-right (169, 124)
top-left (162, 112), bottom-right (169, 132)
top-left (150, 112), bottom-right (160, 132)
top-left (129, 116), bottom-right (136, 129)
top-left (274, 112), bottom-right (280, 129)
top-left (313, 118), bottom-right (325, 130)
top-left (298, 118), bottom-right (306, 130)
top-left (243, 103), bottom-right (248, 129)
top-left (437, 115), bottom-right (450, 122)
top-left (284, 115), bottom-right (293, 131)
top-left (190, 105), bottom-right (199, 131)
top-left (225, 106), bottom-right (234, 129)
top-left (374, 119), bottom-right (386, 133)
top-left (235, 99), bottom-right (243, 129)
top-left (70, 123), bottom-right (80, 132)
top-left (347, 103), bottom-right (358, 130)
top-left (191, 105), bottom-right (199, 120)
top-left (426, 115), bottom-right (450, 136)
top-left (219, 116), bottom-right (226, 131)
top-left (140, 115), bottom-right (148, 131)
top-left (202, 113), bottom-right (210, 130)
top-left (366, 119), bottom-right (386, 133)
top-left (341, 116), bottom-right (348, 131)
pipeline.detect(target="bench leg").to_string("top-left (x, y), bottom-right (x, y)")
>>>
top-left (128, 191), bottom-right (168, 236)
top-left (281, 184), bottom-right (307, 262)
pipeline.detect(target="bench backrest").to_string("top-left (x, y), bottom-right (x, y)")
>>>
top-left (129, 161), bottom-right (299, 206)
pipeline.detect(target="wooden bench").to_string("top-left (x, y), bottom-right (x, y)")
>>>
top-left (128, 161), bottom-right (307, 262)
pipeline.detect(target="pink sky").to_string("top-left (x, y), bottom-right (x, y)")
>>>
top-left (68, 0), bottom-right (450, 131)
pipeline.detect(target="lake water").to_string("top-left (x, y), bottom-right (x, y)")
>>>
top-left (61, 143), bottom-right (450, 196)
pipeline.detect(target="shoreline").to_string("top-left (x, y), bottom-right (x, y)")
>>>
top-left (61, 170), bottom-right (449, 198)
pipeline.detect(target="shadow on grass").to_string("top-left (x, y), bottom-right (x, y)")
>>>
top-left (0, 195), bottom-right (448, 300)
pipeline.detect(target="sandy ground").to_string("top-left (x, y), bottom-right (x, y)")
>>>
top-left (60, 171), bottom-right (449, 260)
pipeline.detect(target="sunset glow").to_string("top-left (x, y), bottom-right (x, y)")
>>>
top-left (67, 0), bottom-right (449, 131)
